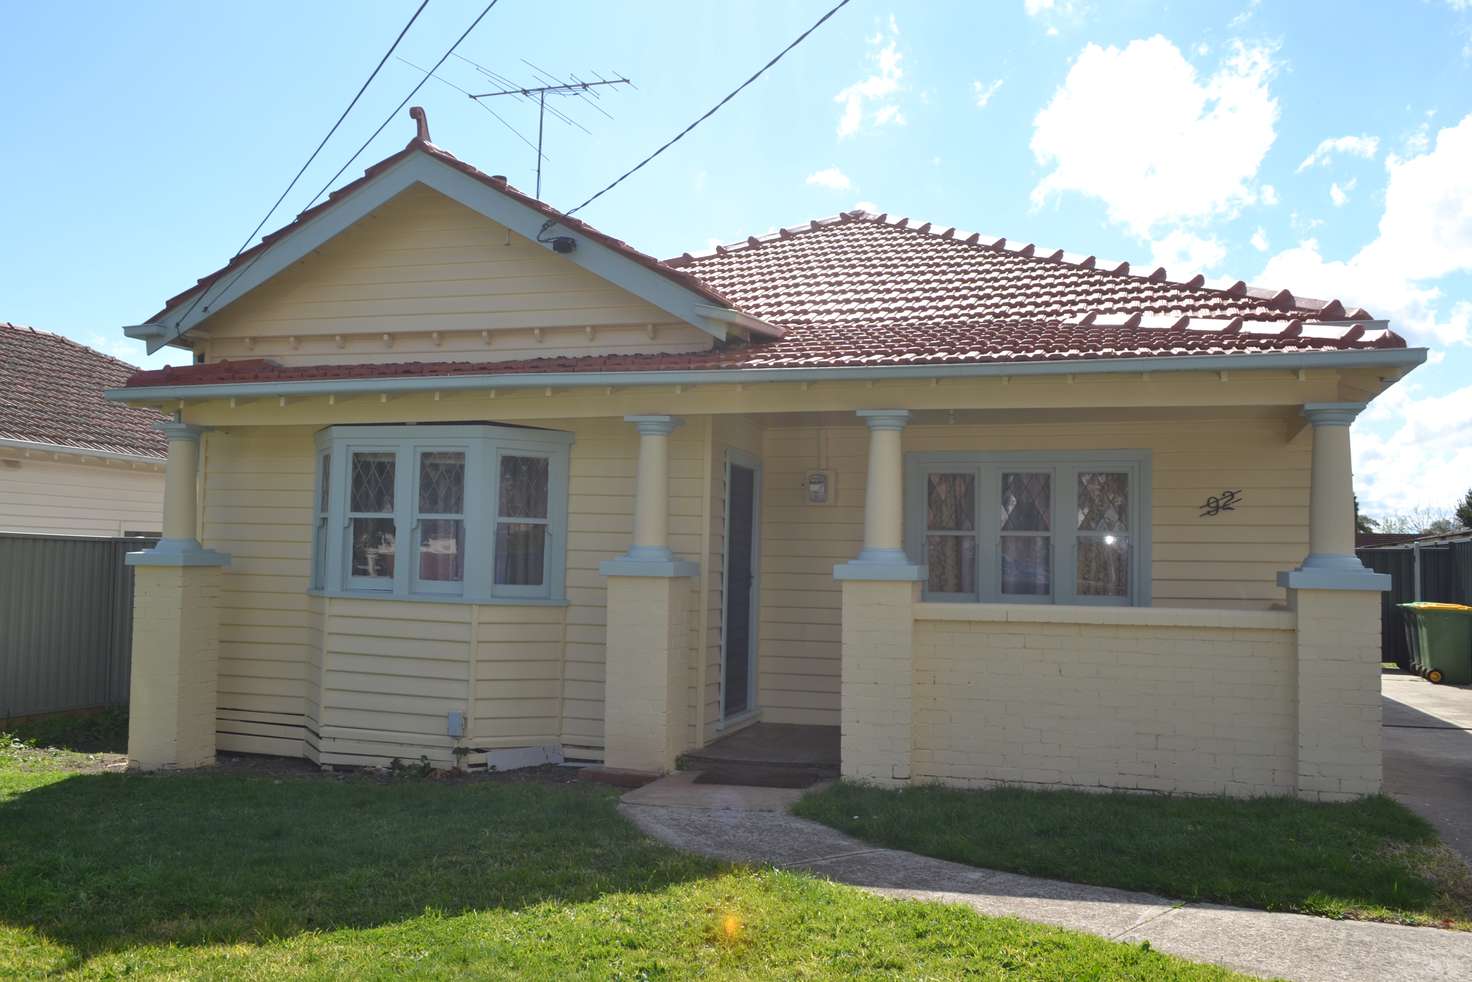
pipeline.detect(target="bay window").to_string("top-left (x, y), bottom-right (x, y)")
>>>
top-left (906, 451), bottom-right (1150, 605)
top-left (312, 424), bottom-right (571, 602)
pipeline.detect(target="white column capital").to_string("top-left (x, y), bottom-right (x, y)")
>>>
top-left (836, 408), bottom-right (925, 581)
top-left (129, 418), bottom-right (228, 567)
top-left (857, 409), bottom-right (911, 431)
top-left (1279, 401), bottom-right (1384, 591)
top-left (624, 415), bottom-right (684, 436)
top-left (1302, 402), bottom-right (1366, 428)
top-left (601, 414), bottom-right (696, 577)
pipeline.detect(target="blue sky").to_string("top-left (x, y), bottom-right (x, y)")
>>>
top-left (4, 0), bottom-right (1470, 520)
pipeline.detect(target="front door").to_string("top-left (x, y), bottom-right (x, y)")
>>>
top-left (723, 456), bottom-right (758, 718)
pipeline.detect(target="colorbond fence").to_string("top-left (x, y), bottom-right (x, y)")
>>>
top-left (1358, 541), bottom-right (1472, 669)
top-left (0, 533), bottom-right (151, 720)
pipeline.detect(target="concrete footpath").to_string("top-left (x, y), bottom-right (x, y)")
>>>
top-left (622, 772), bottom-right (1472, 982)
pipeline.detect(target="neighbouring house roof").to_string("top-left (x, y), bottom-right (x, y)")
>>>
top-left (1, 323), bottom-right (167, 457)
top-left (123, 114), bottom-right (1410, 392)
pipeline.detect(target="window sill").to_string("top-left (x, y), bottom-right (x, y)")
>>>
top-left (913, 602), bottom-right (1295, 631)
top-left (307, 589), bottom-right (568, 607)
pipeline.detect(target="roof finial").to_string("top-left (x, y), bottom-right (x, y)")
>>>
top-left (409, 106), bottom-right (431, 144)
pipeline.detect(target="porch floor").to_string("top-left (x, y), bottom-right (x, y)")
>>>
top-left (682, 723), bottom-right (840, 776)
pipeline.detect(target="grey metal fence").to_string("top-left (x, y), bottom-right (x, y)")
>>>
top-left (1357, 540), bottom-right (1472, 668)
top-left (0, 533), bottom-right (151, 720)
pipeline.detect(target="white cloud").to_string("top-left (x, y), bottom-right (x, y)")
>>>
top-left (1329, 177), bottom-right (1356, 207)
top-left (1229, 0), bottom-right (1262, 29)
top-left (1149, 229), bottom-right (1227, 274)
top-left (972, 78), bottom-right (1004, 108)
top-left (1030, 36), bottom-right (1279, 235)
top-left (1260, 183), bottom-right (1278, 206)
top-left (834, 16), bottom-right (905, 138)
top-left (1296, 134), bottom-right (1380, 172)
top-left (1355, 382), bottom-right (1472, 513)
top-left (1250, 227), bottom-right (1270, 251)
top-left (1024, 0), bottom-right (1084, 29)
top-left (805, 167), bottom-right (854, 191)
top-left (1258, 110), bottom-right (1472, 347)
top-left (853, 200), bottom-right (880, 214)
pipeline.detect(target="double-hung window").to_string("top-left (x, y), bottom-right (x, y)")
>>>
top-left (313, 424), bottom-right (571, 602)
top-left (906, 451), bottom-right (1149, 606)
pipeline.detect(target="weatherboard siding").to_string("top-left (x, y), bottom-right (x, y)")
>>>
top-left (0, 455), bottom-right (163, 536)
top-left (198, 185), bottom-right (714, 367)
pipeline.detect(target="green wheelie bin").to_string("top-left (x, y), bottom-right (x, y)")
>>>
top-left (1402, 602), bottom-right (1472, 685)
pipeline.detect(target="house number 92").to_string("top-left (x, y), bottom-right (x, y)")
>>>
top-left (1200, 490), bottom-right (1243, 518)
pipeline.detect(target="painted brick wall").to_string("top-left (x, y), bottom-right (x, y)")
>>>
top-left (1294, 588), bottom-right (1383, 801)
top-left (911, 609), bottom-right (1299, 796)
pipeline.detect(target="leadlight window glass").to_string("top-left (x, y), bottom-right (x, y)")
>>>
top-left (1000, 472), bottom-right (1051, 596)
top-left (495, 455), bottom-right (550, 587)
top-left (925, 472), bottom-right (976, 595)
top-left (349, 451), bottom-right (396, 584)
top-left (416, 451), bottom-right (466, 587)
top-left (1076, 472), bottom-right (1130, 598)
top-left (907, 454), bottom-right (1146, 606)
top-left (312, 425), bottom-right (571, 602)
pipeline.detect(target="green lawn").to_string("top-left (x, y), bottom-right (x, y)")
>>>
top-left (0, 740), bottom-right (1246, 980)
top-left (794, 781), bottom-right (1472, 930)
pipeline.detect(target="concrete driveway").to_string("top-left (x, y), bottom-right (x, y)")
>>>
top-left (1382, 671), bottom-right (1472, 864)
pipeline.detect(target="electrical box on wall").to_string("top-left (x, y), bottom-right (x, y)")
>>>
top-left (805, 470), bottom-right (834, 505)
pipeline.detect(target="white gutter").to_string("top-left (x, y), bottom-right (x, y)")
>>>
top-left (105, 346), bottom-right (1427, 403)
top-left (0, 436), bottom-right (166, 464)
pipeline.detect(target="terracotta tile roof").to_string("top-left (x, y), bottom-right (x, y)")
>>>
top-left (667, 210), bottom-right (1383, 332)
top-left (130, 120), bottom-right (1407, 391)
top-left (126, 297), bottom-right (1405, 390)
top-left (1, 323), bottom-right (167, 457)
top-left (128, 211), bottom-right (1404, 390)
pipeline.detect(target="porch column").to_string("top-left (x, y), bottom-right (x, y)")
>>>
top-left (835, 410), bottom-right (926, 786)
top-left (599, 415), bottom-right (697, 774)
top-left (1278, 403), bottom-right (1389, 801)
top-left (125, 421), bottom-right (230, 770)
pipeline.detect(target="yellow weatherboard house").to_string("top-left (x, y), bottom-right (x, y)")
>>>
top-left (110, 109), bottom-right (1421, 800)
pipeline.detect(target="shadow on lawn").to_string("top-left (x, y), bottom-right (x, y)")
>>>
top-left (0, 768), bottom-right (716, 957)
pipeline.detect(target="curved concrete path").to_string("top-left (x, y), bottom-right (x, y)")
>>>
top-left (621, 773), bottom-right (1472, 982)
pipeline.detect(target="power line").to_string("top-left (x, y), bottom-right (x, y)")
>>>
top-left (229, 1), bottom-right (430, 262)
top-left (168, 0), bottom-right (502, 340)
top-left (299, 0), bottom-right (502, 214)
top-left (554, 0), bottom-right (852, 223)
top-left (168, 0), bottom-right (431, 336)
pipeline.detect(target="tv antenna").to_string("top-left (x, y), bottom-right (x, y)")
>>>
top-left (459, 57), bottom-right (634, 198)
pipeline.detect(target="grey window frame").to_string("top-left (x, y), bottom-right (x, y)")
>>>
top-left (312, 423), bottom-right (573, 604)
top-left (904, 450), bottom-right (1152, 607)
top-left (312, 447), bottom-right (331, 590)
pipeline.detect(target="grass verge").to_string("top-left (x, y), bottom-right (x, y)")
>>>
top-left (794, 781), bottom-right (1472, 930)
top-left (0, 745), bottom-right (1248, 979)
